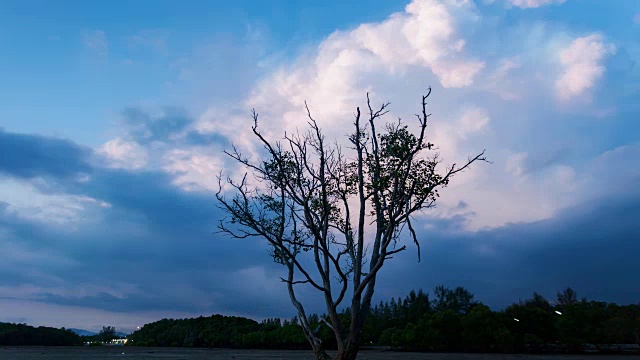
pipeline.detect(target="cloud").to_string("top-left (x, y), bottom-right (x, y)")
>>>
top-left (555, 34), bottom-right (616, 101)
top-left (505, 147), bottom-right (571, 176)
top-left (584, 143), bottom-right (640, 198)
top-left (377, 185), bottom-right (640, 309)
top-left (0, 128), bottom-right (91, 181)
top-left (376, 142), bottom-right (640, 306)
top-left (121, 107), bottom-right (192, 145)
top-left (507, 0), bottom-right (566, 8)
top-left (162, 149), bottom-right (223, 192)
top-left (0, 137), bottom-right (284, 326)
top-left (231, 0), bottom-right (485, 139)
top-left (82, 30), bottom-right (108, 57)
top-left (196, 1), bottom-right (584, 229)
top-left (97, 106), bottom-right (234, 190)
top-left (399, 0), bottom-right (485, 87)
top-left (453, 106), bottom-right (490, 139)
top-left (2, 110), bottom-right (637, 331)
top-left (114, 106), bottom-right (230, 149)
top-left (180, 0), bottom-right (632, 232)
top-left (87, 0), bottom-right (636, 238)
top-left (0, 129), bottom-right (103, 225)
top-left (98, 138), bottom-right (148, 170)
top-left (0, 179), bottom-right (109, 225)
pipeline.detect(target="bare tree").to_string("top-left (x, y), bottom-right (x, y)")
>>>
top-left (216, 88), bottom-right (487, 360)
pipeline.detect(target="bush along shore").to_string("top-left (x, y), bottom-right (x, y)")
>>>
top-left (125, 286), bottom-right (640, 354)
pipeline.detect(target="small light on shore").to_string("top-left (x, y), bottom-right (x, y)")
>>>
top-left (513, 318), bottom-right (520, 322)
top-left (555, 310), bottom-right (562, 315)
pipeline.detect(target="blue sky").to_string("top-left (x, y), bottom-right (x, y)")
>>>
top-left (0, 0), bottom-right (639, 332)
top-left (0, 0), bottom-right (405, 143)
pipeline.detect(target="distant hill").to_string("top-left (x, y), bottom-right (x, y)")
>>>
top-left (69, 328), bottom-right (96, 336)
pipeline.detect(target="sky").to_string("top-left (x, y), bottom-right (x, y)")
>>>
top-left (0, 0), bottom-right (639, 333)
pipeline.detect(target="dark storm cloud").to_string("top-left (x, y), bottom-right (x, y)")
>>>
top-left (2, 127), bottom-right (639, 323)
top-left (0, 128), bottom-right (278, 314)
top-left (184, 131), bottom-right (230, 147)
top-left (120, 107), bottom-right (227, 146)
top-left (519, 146), bottom-right (571, 175)
top-left (122, 107), bottom-right (191, 144)
top-left (376, 188), bottom-right (640, 310)
top-left (65, 167), bottom-right (270, 272)
top-left (36, 292), bottom-right (204, 313)
top-left (0, 128), bottom-right (91, 180)
top-left (0, 193), bottom-right (276, 314)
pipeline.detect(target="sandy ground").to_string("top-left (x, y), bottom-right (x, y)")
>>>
top-left (1, 347), bottom-right (639, 360)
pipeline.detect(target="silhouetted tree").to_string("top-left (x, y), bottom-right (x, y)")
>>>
top-left (431, 285), bottom-right (479, 315)
top-left (461, 304), bottom-right (501, 352)
top-left (216, 89), bottom-right (487, 360)
top-left (556, 287), bottom-right (578, 307)
top-left (505, 293), bottom-right (555, 349)
top-left (99, 326), bottom-right (117, 342)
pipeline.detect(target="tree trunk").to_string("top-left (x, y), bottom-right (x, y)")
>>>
top-left (284, 262), bottom-right (332, 360)
top-left (334, 307), bottom-right (367, 360)
top-left (313, 348), bottom-right (332, 360)
top-left (332, 274), bottom-right (376, 360)
top-left (336, 333), bottom-right (361, 360)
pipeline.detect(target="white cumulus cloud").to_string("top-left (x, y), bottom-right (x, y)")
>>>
top-left (555, 34), bottom-right (616, 101)
top-left (101, 0), bottom-right (625, 231)
top-left (162, 149), bottom-right (223, 192)
top-left (98, 137), bottom-right (149, 170)
top-left (187, 0), bottom-right (621, 230)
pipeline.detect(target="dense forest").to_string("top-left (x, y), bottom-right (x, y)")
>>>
top-left (0, 322), bottom-right (82, 346)
top-left (127, 286), bottom-right (640, 353)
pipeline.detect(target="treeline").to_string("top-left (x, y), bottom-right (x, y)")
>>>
top-left (367, 287), bottom-right (640, 353)
top-left (127, 286), bottom-right (640, 353)
top-left (0, 322), bottom-right (83, 346)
